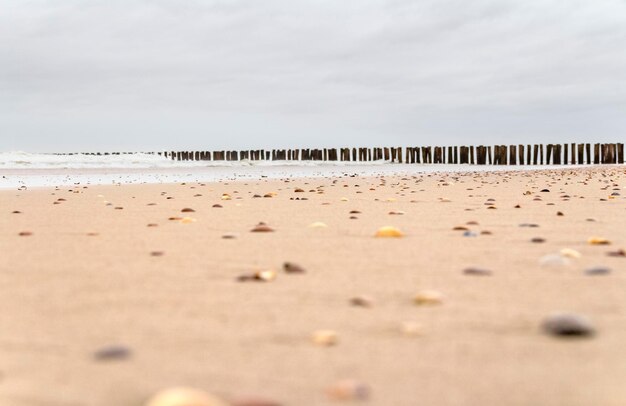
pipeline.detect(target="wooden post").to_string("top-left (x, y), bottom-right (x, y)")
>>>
top-left (618, 143), bottom-right (625, 164)
top-left (546, 144), bottom-right (553, 165)
top-left (509, 145), bottom-right (517, 165)
top-left (594, 143), bottom-right (600, 164)
top-left (518, 144), bottom-right (524, 165)
top-left (470, 146), bottom-right (475, 164)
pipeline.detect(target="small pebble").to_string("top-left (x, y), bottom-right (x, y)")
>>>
top-left (349, 296), bottom-right (374, 307)
top-left (539, 254), bottom-right (571, 268)
top-left (607, 249), bottom-right (626, 257)
top-left (150, 251), bottom-right (164, 257)
top-left (327, 379), bottom-right (370, 401)
top-left (531, 237), bottom-right (546, 243)
top-left (463, 267), bottom-right (492, 276)
top-left (542, 313), bottom-right (595, 337)
top-left (463, 231), bottom-right (478, 237)
top-left (18, 231), bottom-right (32, 237)
top-left (251, 223), bottom-right (275, 232)
top-left (181, 208), bottom-right (195, 213)
top-left (585, 266), bottom-right (611, 275)
top-left (93, 345), bottom-right (131, 361)
top-left (283, 262), bottom-right (306, 274)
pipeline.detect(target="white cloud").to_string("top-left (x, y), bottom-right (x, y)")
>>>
top-left (1, 0), bottom-right (625, 151)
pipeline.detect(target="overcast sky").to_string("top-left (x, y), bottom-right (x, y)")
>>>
top-left (1, 0), bottom-right (625, 152)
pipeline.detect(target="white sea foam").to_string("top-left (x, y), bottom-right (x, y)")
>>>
top-left (0, 150), bottom-right (583, 189)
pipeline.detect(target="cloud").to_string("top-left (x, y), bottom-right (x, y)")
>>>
top-left (1, 0), bottom-right (625, 151)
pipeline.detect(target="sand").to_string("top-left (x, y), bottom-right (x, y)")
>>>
top-left (0, 166), bottom-right (625, 406)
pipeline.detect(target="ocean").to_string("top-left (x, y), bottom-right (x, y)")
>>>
top-left (0, 151), bottom-right (579, 189)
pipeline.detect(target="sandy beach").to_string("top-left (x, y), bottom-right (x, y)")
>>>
top-left (1, 166), bottom-right (625, 406)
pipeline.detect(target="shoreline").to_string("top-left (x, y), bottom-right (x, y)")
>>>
top-left (0, 163), bottom-right (611, 190)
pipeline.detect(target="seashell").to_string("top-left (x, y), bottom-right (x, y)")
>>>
top-left (144, 387), bottom-right (229, 406)
top-left (375, 226), bottom-right (404, 238)
top-left (400, 321), bottom-right (423, 336)
top-left (180, 217), bottom-right (196, 224)
top-left (413, 290), bottom-right (443, 305)
top-left (312, 330), bottom-right (338, 346)
top-left (308, 222), bottom-right (328, 228)
top-left (221, 194), bottom-right (232, 200)
top-left (560, 248), bottom-right (581, 259)
top-left (588, 237), bottom-right (610, 245)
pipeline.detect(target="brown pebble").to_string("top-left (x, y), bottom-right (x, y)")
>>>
top-left (531, 237), bottom-right (546, 243)
top-left (283, 262), bottom-right (306, 274)
top-left (181, 208), bottom-right (195, 213)
top-left (147, 223), bottom-right (158, 227)
top-left (251, 224), bottom-right (275, 232)
top-left (212, 204), bottom-right (223, 208)
top-left (18, 231), bottom-right (32, 236)
top-left (93, 345), bottom-right (131, 361)
top-left (12, 210), bottom-right (21, 214)
top-left (607, 249), bottom-right (626, 257)
top-left (463, 267), bottom-right (492, 276)
top-left (350, 296), bottom-right (373, 307)
top-left (557, 211), bottom-right (564, 216)
top-left (150, 251), bottom-right (164, 257)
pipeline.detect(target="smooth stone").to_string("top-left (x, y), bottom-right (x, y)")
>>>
top-left (585, 266), bottom-right (611, 275)
top-left (531, 237), bottom-right (546, 243)
top-left (607, 249), bottom-right (626, 257)
top-left (463, 231), bottom-right (478, 237)
top-left (145, 387), bottom-right (229, 406)
top-left (539, 254), bottom-right (571, 268)
top-left (18, 231), bottom-right (32, 236)
top-left (283, 262), bottom-right (306, 274)
top-left (463, 267), bottom-right (492, 276)
top-left (181, 208), bottom-right (195, 213)
top-left (221, 233), bottom-right (238, 239)
top-left (93, 345), bottom-right (131, 361)
top-left (349, 296), bottom-right (374, 307)
top-left (251, 224), bottom-right (275, 232)
top-left (542, 313), bottom-right (595, 337)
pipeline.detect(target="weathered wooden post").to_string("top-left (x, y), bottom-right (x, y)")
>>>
top-left (594, 143), bottom-right (600, 164)
top-left (509, 145), bottom-right (517, 165)
top-left (618, 143), bottom-right (625, 164)
top-left (518, 144), bottom-right (524, 165)
top-left (546, 144), bottom-right (553, 165)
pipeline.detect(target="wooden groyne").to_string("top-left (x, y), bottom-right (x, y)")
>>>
top-left (74, 142), bottom-right (625, 165)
